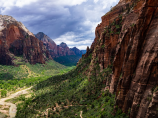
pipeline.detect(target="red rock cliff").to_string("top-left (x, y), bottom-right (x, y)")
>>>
top-left (81, 0), bottom-right (158, 117)
top-left (0, 15), bottom-right (51, 65)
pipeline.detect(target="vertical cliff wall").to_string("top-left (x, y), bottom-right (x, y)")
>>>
top-left (0, 15), bottom-right (51, 65)
top-left (80, 0), bottom-right (158, 117)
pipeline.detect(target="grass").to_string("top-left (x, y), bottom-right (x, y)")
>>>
top-left (5, 94), bottom-right (28, 104)
top-left (53, 55), bottom-right (82, 66)
top-left (15, 54), bottom-right (128, 118)
top-left (0, 58), bottom-right (72, 97)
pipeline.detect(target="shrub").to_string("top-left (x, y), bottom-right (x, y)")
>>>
top-left (1, 90), bottom-right (7, 97)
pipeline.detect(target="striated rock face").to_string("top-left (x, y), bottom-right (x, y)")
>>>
top-left (0, 15), bottom-right (51, 65)
top-left (80, 0), bottom-right (158, 117)
top-left (70, 47), bottom-right (82, 56)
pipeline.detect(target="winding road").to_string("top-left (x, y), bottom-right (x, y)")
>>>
top-left (0, 87), bottom-right (32, 118)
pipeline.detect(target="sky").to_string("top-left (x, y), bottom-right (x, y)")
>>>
top-left (0, 0), bottom-right (119, 50)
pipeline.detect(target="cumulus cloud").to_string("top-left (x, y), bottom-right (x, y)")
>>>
top-left (0, 0), bottom-right (119, 50)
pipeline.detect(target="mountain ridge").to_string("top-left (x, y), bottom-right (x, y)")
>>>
top-left (35, 32), bottom-right (83, 58)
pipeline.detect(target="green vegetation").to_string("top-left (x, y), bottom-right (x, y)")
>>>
top-left (103, 14), bottom-right (122, 37)
top-left (0, 59), bottom-right (70, 97)
top-left (53, 55), bottom-right (82, 66)
top-left (101, 45), bottom-right (105, 49)
top-left (131, 23), bottom-right (135, 27)
top-left (15, 54), bottom-right (128, 118)
top-left (1, 90), bottom-right (7, 98)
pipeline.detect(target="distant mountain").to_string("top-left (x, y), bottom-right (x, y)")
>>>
top-left (59, 42), bottom-right (68, 48)
top-left (35, 32), bottom-right (84, 58)
top-left (0, 15), bottom-right (51, 65)
top-left (35, 32), bottom-right (58, 58)
top-left (58, 42), bottom-right (75, 56)
top-left (70, 47), bottom-right (82, 56)
top-left (35, 32), bottom-right (86, 66)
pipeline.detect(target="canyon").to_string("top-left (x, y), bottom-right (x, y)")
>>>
top-left (0, 16), bottom-right (83, 66)
top-left (0, 0), bottom-right (158, 117)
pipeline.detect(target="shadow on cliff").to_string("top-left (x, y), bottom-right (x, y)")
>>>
top-left (0, 73), bottom-right (14, 80)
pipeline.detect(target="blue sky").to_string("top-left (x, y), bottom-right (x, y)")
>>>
top-left (0, 0), bottom-right (119, 50)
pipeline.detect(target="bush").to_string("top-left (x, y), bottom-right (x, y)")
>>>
top-left (1, 90), bottom-right (7, 97)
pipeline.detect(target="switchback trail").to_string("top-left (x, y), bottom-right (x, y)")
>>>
top-left (0, 87), bottom-right (32, 118)
top-left (80, 111), bottom-right (83, 118)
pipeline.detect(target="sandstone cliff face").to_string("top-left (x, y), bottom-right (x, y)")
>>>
top-left (81, 0), bottom-right (158, 117)
top-left (0, 15), bottom-right (51, 65)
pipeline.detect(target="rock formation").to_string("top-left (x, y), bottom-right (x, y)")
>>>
top-left (80, 0), bottom-right (158, 117)
top-left (58, 42), bottom-right (75, 56)
top-left (70, 47), bottom-right (83, 56)
top-left (0, 15), bottom-right (51, 65)
top-left (35, 32), bottom-right (58, 57)
top-left (35, 32), bottom-right (83, 58)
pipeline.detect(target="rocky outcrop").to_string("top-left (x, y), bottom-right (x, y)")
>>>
top-left (80, 0), bottom-right (158, 117)
top-left (0, 15), bottom-right (51, 65)
top-left (70, 47), bottom-right (83, 56)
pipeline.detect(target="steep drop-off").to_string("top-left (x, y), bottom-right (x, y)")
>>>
top-left (0, 15), bottom-right (51, 65)
top-left (80, 0), bottom-right (158, 117)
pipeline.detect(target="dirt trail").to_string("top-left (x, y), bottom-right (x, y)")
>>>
top-left (80, 111), bottom-right (83, 118)
top-left (0, 87), bottom-right (32, 118)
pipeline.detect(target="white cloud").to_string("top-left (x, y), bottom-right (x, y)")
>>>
top-left (53, 0), bottom-right (87, 6)
top-left (53, 32), bottom-right (92, 50)
top-left (0, 0), bottom-right (38, 8)
top-left (94, 0), bottom-right (99, 3)
top-left (0, 0), bottom-right (119, 50)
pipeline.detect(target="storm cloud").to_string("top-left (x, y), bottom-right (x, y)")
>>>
top-left (0, 0), bottom-right (119, 50)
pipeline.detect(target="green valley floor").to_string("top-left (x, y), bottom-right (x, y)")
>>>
top-left (13, 55), bottom-right (128, 118)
